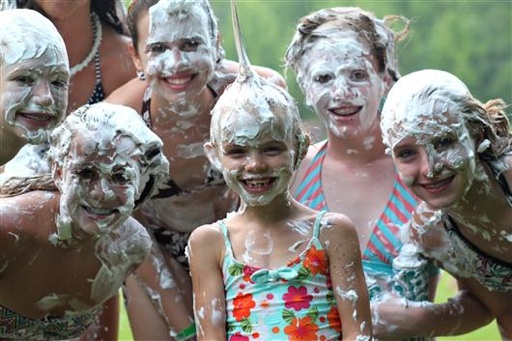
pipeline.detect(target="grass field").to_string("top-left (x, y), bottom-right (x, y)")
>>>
top-left (118, 271), bottom-right (500, 340)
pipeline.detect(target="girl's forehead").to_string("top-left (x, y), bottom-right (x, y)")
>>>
top-left (306, 30), bottom-right (368, 58)
top-left (148, 2), bottom-right (210, 41)
top-left (300, 34), bottom-right (371, 73)
top-left (216, 111), bottom-right (290, 143)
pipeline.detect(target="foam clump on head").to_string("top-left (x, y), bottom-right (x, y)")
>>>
top-left (380, 69), bottom-right (471, 149)
top-left (49, 102), bottom-right (169, 207)
top-left (209, 1), bottom-right (306, 169)
top-left (0, 8), bottom-right (68, 65)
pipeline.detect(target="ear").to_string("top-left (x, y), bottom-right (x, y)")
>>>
top-left (214, 32), bottom-right (222, 63)
top-left (383, 73), bottom-right (394, 92)
top-left (127, 43), bottom-right (143, 72)
top-left (294, 134), bottom-right (310, 171)
top-left (204, 141), bottom-right (222, 171)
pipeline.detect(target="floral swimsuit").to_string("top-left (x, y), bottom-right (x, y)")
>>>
top-left (220, 211), bottom-right (342, 341)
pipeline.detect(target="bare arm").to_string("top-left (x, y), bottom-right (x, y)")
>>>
top-left (104, 77), bottom-right (147, 113)
top-left (126, 237), bottom-right (194, 340)
top-left (372, 207), bottom-right (494, 340)
top-left (188, 223), bottom-right (227, 341)
top-left (323, 212), bottom-right (373, 340)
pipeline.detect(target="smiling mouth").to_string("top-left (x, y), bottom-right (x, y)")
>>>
top-left (18, 112), bottom-right (55, 123)
top-left (82, 205), bottom-right (117, 218)
top-left (420, 176), bottom-right (454, 193)
top-left (242, 178), bottom-right (275, 190)
top-left (329, 106), bottom-right (362, 117)
top-left (163, 74), bottom-right (195, 89)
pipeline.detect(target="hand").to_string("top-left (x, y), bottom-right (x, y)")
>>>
top-left (371, 293), bottom-right (430, 340)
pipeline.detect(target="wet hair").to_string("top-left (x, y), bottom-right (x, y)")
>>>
top-left (460, 97), bottom-right (510, 160)
top-left (49, 102), bottom-right (169, 208)
top-left (126, 0), bottom-right (224, 62)
top-left (285, 7), bottom-right (409, 84)
top-left (16, 0), bottom-right (127, 35)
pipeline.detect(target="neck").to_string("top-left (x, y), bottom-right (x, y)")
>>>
top-left (238, 193), bottom-right (297, 223)
top-left (325, 124), bottom-right (389, 166)
top-left (52, 9), bottom-right (94, 69)
top-left (151, 86), bottom-right (214, 124)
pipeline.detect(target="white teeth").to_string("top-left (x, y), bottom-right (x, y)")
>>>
top-left (333, 108), bottom-right (359, 116)
top-left (167, 77), bottom-right (190, 85)
top-left (245, 178), bottom-right (271, 188)
top-left (84, 206), bottom-right (114, 216)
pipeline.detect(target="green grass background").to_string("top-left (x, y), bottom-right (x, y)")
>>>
top-left (117, 271), bottom-right (500, 340)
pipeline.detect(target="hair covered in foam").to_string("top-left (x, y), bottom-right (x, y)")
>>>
top-left (49, 102), bottom-right (169, 208)
top-left (0, 8), bottom-right (68, 66)
top-left (380, 69), bottom-right (473, 149)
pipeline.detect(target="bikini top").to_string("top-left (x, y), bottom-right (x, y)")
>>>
top-left (86, 50), bottom-right (106, 105)
top-left (141, 73), bottom-right (236, 199)
top-left (436, 152), bottom-right (512, 291)
top-left (442, 215), bottom-right (512, 292)
top-left (0, 304), bottom-right (101, 340)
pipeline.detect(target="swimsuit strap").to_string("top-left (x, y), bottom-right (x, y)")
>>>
top-left (219, 220), bottom-right (232, 252)
top-left (312, 210), bottom-right (327, 239)
top-left (86, 50), bottom-right (105, 104)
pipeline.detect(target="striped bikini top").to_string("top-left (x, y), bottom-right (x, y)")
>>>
top-left (294, 141), bottom-right (418, 274)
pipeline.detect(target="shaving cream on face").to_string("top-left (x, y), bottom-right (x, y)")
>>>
top-left (296, 30), bottom-right (386, 139)
top-left (211, 89), bottom-right (297, 207)
top-left (146, 0), bottom-right (216, 103)
top-left (50, 103), bottom-right (169, 242)
top-left (381, 70), bottom-right (486, 203)
top-left (0, 9), bottom-right (69, 145)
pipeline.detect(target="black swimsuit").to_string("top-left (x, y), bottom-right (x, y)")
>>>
top-left (139, 74), bottom-right (236, 268)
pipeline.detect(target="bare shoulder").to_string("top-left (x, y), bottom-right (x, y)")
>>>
top-left (104, 77), bottom-right (147, 112)
top-left (319, 211), bottom-right (357, 238)
top-left (0, 191), bottom-right (57, 249)
top-left (188, 222), bottom-right (224, 250)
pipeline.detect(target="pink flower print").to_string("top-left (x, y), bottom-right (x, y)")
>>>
top-left (243, 265), bottom-right (257, 282)
top-left (230, 332), bottom-right (250, 341)
top-left (283, 285), bottom-right (312, 311)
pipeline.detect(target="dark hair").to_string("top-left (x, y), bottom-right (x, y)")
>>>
top-left (126, 0), bottom-right (159, 49)
top-left (16, 0), bottom-right (127, 35)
